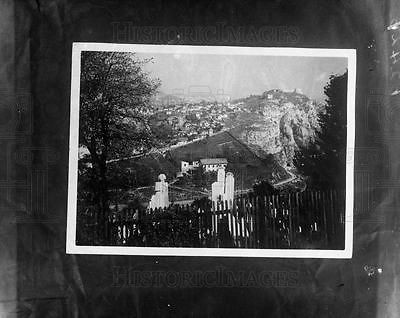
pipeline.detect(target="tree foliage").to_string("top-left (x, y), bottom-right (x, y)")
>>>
top-left (78, 51), bottom-right (160, 231)
top-left (294, 71), bottom-right (348, 190)
top-left (253, 180), bottom-right (279, 196)
top-left (80, 51), bottom-right (160, 160)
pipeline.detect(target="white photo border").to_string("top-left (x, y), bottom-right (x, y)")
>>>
top-left (67, 43), bottom-right (356, 258)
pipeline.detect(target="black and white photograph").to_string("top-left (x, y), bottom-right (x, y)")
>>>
top-left (5, 0), bottom-right (400, 316)
top-left (67, 44), bottom-right (355, 257)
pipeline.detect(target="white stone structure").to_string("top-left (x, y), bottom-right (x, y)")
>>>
top-left (217, 168), bottom-right (225, 183)
top-left (225, 172), bottom-right (235, 204)
top-left (212, 169), bottom-right (225, 202)
top-left (211, 169), bottom-right (234, 208)
top-left (149, 174), bottom-right (170, 209)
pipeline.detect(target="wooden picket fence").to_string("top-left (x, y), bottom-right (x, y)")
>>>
top-left (78, 190), bottom-right (345, 249)
top-left (208, 190), bottom-right (345, 249)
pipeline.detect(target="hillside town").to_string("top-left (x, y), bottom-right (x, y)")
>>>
top-left (76, 50), bottom-right (348, 250)
top-left (149, 89), bottom-right (322, 164)
top-left (150, 100), bottom-right (234, 144)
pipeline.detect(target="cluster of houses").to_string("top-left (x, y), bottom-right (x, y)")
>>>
top-left (150, 101), bottom-right (245, 145)
top-left (180, 158), bottom-right (228, 174)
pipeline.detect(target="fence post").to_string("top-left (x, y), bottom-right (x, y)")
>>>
top-left (249, 196), bottom-right (255, 248)
top-left (236, 196), bottom-right (241, 247)
top-left (263, 195), bottom-right (268, 248)
top-left (211, 200), bottom-right (215, 244)
top-left (272, 194), bottom-right (277, 248)
top-left (254, 196), bottom-right (259, 248)
top-left (288, 193), bottom-right (293, 248)
top-left (320, 191), bottom-right (328, 245)
top-left (241, 196), bottom-right (246, 247)
top-left (235, 197), bottom-right (239, 247)
top-left (329, 189), bottom-right (335, 238)
top-left (228, 200), bottom-right (235, 246)
top-left (243, 197), bottom-right (248, 248)
top-left (197, 204), bottom-right (202, 244)
top-left (295, 192), bottom-right (300, 247)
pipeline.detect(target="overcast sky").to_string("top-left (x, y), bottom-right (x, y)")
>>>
top-left (136, 52), bottom-right (347, 102)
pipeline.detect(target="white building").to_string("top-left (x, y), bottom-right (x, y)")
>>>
top-left (181, 161), bottom-right (190, 174)
top-left (294, 88), bottom-right (303, 94)
top-left (200, 158), bottom-right (228, 172)
top-left (180, 160), bottom-right (200, 174)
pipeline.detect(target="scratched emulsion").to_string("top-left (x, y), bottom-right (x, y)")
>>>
top-left (376, 1), bottom-right (400, 316)
top-left (2, 0), bottom-right (398, 317)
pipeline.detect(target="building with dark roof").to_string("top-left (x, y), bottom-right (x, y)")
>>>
top-left (200, 158), bottom-right (228, 172)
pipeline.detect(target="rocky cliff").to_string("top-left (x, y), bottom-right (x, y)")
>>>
top-left (232, 89), bottom-right (324, 168)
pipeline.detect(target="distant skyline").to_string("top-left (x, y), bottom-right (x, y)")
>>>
top-left (136, 52), bottom-right (347, 102)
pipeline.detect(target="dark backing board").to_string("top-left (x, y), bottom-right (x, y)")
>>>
top-left (1, 0), bottom-right (398, 316)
